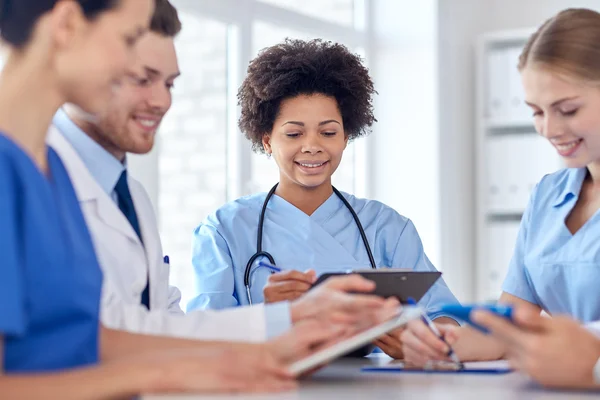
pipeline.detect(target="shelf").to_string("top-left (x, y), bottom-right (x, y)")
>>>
top-left (484, 117), bottom-right (534, 131)
top-left (486, 211), bottom-right (523, 222)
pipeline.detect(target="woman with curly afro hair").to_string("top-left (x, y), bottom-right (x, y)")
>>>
top-left (188, 39), bottom-right (459, 358)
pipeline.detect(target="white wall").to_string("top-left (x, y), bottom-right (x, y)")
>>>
top-left (128, 144), bottom-right (160, 211)
top-left (436, 0), bottom-right (600, 301)
top-left (370, 0), bottom-right (442, 274)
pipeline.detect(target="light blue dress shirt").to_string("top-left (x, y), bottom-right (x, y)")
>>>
top-left (53, 108), bottom-right (124, 204)
top-left (188, 191), bottom-right (460, 322)
top-left (502, 168), bottom-right (600, 322)
top-left (53, 109), bottom-right (292, 338)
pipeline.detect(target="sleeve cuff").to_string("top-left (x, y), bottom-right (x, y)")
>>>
top-left (430, 312), bottom-right (463, 326)
top-left (586, 321), bottom-right (600, 338)
top-left (264, 301), bottom-right (292, 339)
top-left (501, 284), bottom-right (538, 305)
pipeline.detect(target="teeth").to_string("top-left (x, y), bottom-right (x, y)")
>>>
top-left (556, 140), bottom-right (580, 151)
top-left (299, 162), bottom-right (325, 168)
top-left (138, 119), bottom-right (157, 128)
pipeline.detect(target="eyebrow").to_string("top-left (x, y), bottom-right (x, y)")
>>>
top-left (525, 96), bottom-right (580, 108)
top-left (143, 66), bottom-right (181, 80)
top-left (281, 119), bottom-right (341, 127)
top-left (135, 26), bottom-right (147, 38)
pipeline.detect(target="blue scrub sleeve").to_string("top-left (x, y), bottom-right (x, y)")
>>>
top-left (0, 158), bottom-right (26, 336)
top-left (187, 223), bottom-right (240, 311)
top-left (501, 185), bottom-right (539, 305)
top-left (391, 218), bottom-right (460, 321)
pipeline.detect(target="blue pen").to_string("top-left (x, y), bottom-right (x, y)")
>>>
top-left (257, 261), bottom-right (282, 273)
top-left (406, 298), bottom-right (462, 366)
top-left (163, 255), bottom-right (170, 264)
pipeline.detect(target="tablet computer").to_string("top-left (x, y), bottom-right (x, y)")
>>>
top-left (312, 270), bottom-right (442, 304)
top-left (439, 304), bottom-right (514, 333)
top-left (287, 306), bottom-right (423, 375)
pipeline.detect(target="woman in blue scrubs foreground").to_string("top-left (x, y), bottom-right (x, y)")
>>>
top-left (0, 0), bottom-right (351, 397)
top-left (401, 9), bottom-right (600, 387)
top-left (188, 39), bottom-right (460, 358)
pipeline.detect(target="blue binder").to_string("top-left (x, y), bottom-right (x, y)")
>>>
top-left (362, 361), bottom-right (513, 375)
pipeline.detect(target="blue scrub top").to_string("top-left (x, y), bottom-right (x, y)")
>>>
top-left (0, 134), bottom-right (102, 372)
top-left (502, 168), bottom-right (600, 322)
top-left (189, 191), bottom-right (459, 321)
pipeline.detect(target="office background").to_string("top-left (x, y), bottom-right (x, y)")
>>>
top-left (125, 0), bottom-right (600, 307)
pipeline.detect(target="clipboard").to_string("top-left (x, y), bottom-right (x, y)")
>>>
top-left (312, 270), bottom-right (442, 303)
top-left (287, 307), bottom-right (423, 375)
top-left (361, 360), bottom-right (513, 375)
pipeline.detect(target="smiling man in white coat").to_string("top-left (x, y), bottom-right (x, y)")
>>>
top-left (47, 0), bottom-right (394, 342)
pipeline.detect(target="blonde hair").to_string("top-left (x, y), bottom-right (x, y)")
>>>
top-left (519, 8), bottom-right (600, 83)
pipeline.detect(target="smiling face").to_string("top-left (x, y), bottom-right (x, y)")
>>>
top-left (91, 31), bottom-right (180, 159)
top-left (57, 0), bottom-right (154, 116)
top-left (522, 65), bottom-right (600, 169)
top-left (262, 94), bottom-right (348, 191)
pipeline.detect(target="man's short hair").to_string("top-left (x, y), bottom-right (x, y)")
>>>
top-left (150, 0), bottom-right (181, 37)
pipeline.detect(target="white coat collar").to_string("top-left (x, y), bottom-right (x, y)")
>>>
top-left (47, 125), bottom-right (142, 246)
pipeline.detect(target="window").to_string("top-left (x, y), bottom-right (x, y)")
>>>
top-left (258, 0), bottom-right (355, 26)
top-left (158, 13), bottom-right (228, 306)
top-left (162, 0), bottom-right (369, 308)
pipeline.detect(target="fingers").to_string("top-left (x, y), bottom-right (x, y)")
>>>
top-left (374, 338), bottom-right (403, 359)
top-left (303, 269), bottom-right (317, 280)
top-left (400, 320), bottom-right (450, 362)
top-left (268, 270), bottom-right (316, 284)
top-left (327, 292), bottom-right (392, 313)
top-left (264, 280), bottom-right (312, 303)
top-left (375, 332), bottom-right (403, 350)
top-left (402, 345), bottom-right (433, 367)
top-left (471, 310), bottom-right (528, 349)
top-left (321, 274), bottom-right (376, 293)
top-left (270, 321), bottom-right (345, 364)
top-left (264, 290), bottom-right (305, 303)
top-left (292, 321), bottom-right (344, 350)
top-left (511, 307), bottom-right (548, 332)
top-left (406, 320), bottom-right (450, 355)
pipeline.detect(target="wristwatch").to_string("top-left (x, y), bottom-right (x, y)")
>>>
top-left (594, 357), bottom-right (600, 384)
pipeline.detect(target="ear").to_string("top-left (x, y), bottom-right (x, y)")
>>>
top-left (343, 133), bottom-right (349, 149)
top-left (262, 133), bottom-right (273, 154)
top-left (49, 0), bottom-right (88, 49)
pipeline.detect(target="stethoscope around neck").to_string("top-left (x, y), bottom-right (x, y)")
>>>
top-left (244, 183), bottom-right (377, 305)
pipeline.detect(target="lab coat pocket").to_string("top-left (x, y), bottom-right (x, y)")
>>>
top-left (528, 262), bottom-right (600, 321)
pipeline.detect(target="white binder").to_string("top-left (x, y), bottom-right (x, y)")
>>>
top-left (487, 48), bottom-right (509, 120)
top-left (506, 46), bottom-right (530, 121)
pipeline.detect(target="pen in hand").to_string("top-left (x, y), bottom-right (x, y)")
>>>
top-left (257, 261), bottom-right (282, 273)
top-left (406, 298), bottom-right (462, 366)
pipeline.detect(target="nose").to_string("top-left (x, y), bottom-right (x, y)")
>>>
top-left (301, 131), bottom-right (323, 154)
top-left (540, 114), bottom-right (564, 140)
top-left (147, 84), bottom-right (172, 112)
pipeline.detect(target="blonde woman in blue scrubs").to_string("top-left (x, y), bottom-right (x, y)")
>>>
top-left (401, 8), bottom-right (600, 370)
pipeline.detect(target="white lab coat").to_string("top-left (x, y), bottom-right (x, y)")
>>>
top-left (47, 126), bottom-right (269, 342)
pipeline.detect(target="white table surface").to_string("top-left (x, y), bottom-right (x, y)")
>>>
top-left (142, 355), bottom-right (600, 400)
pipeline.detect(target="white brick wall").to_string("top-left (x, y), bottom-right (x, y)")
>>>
top-left (159, 14), bottom-right (228, 306)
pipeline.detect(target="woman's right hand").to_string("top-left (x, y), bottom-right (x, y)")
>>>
top-left (263, 270), bottom-right (316, 303)
top-left (400, 320), bottom-right (459, 366)
top-left (132, 346), bottom-right (296, 394)
top-left (401, 320), bottom-right (507, 366)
